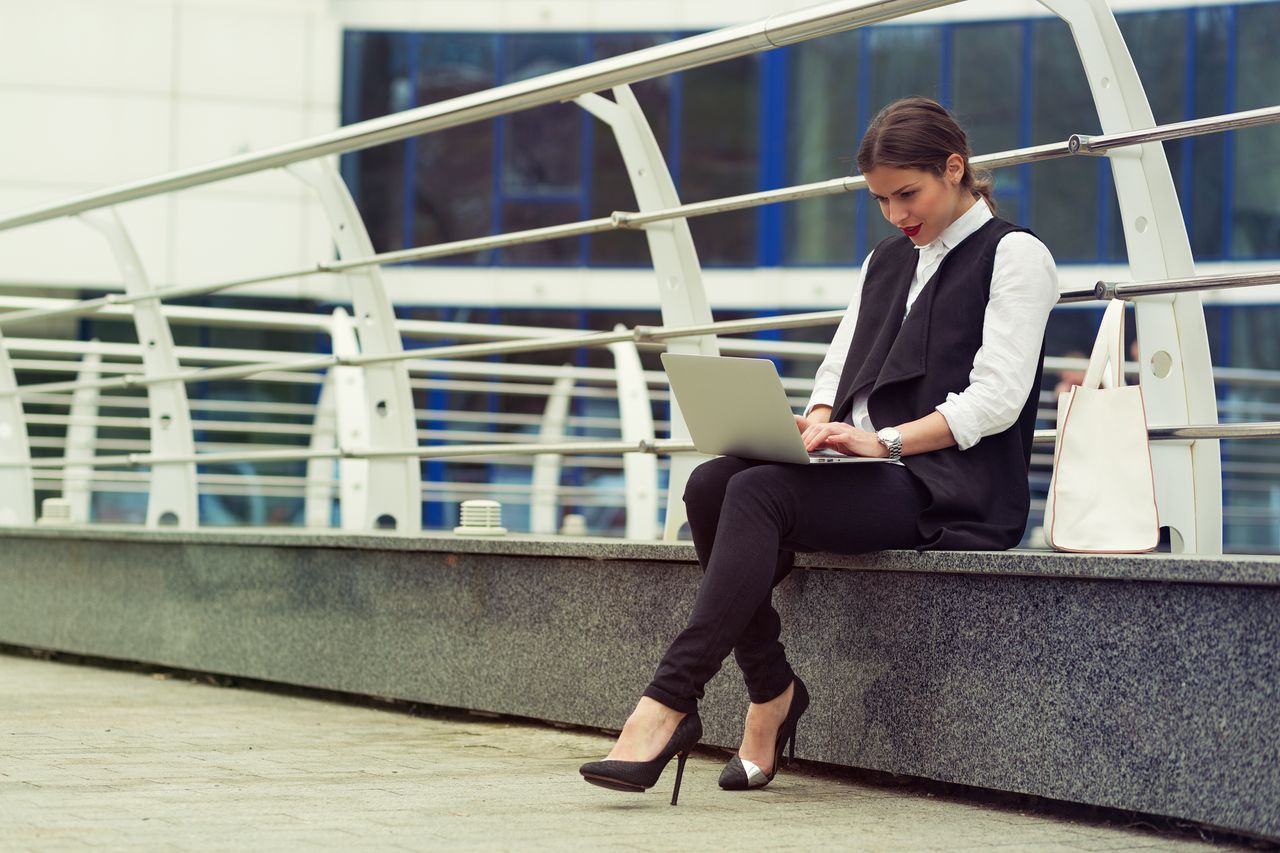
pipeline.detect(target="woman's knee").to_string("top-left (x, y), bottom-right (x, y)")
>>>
top-left (721, 465), bottom-right (794, 521)
top-left (683, 456), bottom-right (751, 507)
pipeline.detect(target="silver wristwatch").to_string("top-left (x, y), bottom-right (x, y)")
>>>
top-left (875, 427), bottom-right (903, 462)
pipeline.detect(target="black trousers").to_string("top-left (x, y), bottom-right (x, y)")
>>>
top-left (642, 455), bottom-right (930, 714)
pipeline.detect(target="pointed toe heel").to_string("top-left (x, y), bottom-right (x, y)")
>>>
top-left (579, 713), bottom-right (703, 806)
top-left (719, 675), bottom-right (810, 791)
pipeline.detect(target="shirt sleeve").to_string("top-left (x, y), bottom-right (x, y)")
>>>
top-left (935, 232), bottom-right (1058, 450)
top-left (806, 249), bottom-right (875, 417)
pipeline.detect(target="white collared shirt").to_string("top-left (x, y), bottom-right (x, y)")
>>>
top-left (805, 199), bottom-right (1059, 450)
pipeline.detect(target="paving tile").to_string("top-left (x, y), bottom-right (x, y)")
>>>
top-left (0, 653), bottom-right (1257, 853)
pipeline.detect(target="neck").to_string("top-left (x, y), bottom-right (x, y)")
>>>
top-left (950, 191), bottom-right (978, 225)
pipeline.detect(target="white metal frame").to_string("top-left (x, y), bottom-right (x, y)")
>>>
top-left (1041, 0), bottom-right (1220, 553)
top-left (79, 209), bottom-right (197, 529)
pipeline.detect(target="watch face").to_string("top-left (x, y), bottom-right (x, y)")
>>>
top-left (879, 427), bottom-right (901, 442)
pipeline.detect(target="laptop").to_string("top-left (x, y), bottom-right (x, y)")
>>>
top-left (661, 353), bottom-right (903, 466)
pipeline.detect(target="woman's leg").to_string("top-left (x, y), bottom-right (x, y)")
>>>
top-left (642, 460), bottom-right (928, 714)
top-left (679, 456), bottom-right (797, 705)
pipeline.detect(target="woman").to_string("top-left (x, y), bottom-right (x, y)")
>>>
top-left (579, 97), bottom-right (1059, 805)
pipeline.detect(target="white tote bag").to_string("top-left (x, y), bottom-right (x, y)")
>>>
top-left (1044, 299), bottom-right (1160, 552)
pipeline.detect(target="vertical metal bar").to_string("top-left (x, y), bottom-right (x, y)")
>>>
top-left (328, 307), bottom-right (372, 530)
top-left (63, 344), bottom-right (102, 523)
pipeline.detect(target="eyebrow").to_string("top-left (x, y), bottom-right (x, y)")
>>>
top-left (870, 183), bottom-right (918, 198)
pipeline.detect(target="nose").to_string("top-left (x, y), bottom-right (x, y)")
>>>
top-left (888, 200), bottom-right (910, 226)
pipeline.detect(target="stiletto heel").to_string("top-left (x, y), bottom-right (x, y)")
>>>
top-left (580, 713), bottom-right (703, 805)
top-left (718, 675), bottom-right (810, 791)
top-left (670, 750), bottom-right (688, 805)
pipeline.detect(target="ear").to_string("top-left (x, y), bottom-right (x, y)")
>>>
top-left (946, 153), bottom-right (965, 185)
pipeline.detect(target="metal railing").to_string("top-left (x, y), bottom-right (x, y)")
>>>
top-left (1, 0), bottom-right (1278, 551)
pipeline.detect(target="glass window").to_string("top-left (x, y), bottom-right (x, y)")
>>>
top-left (782, 30), bottom-right (861, 266)
top-left (1232, 2), bottom-right (1280, 258)
top-left (411, 35), bottom-right (497, 264)
top-left (952, 22), bottom-right (1025, 225)
top-left (863, 25), bottom-right (943, 251)
top-left (1103, 11), bottom-right (1188, 261)
top-left (1028, 19), bottom-right (1098, 262)
top-left (1190, 7), bottom-right (1229, 258)
top-left (588, 34), bottom-right (676, 267)
top-left (503, 35), bottom-right (587, 196)
top-left (952, 23), bottom-right (1023, 157)
top-left (499, 201), bottom-right (583, 264)
top-left (679, 54), bottom-right (761, 266)
top-left (340, 32), bottom-right (412, 254)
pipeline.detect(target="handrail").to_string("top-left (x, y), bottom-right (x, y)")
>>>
top-left (7, 422), bottom-right (1279, 471)
top-left (0, 0), bottom-right (959, 233)
top-left (1, 105), bottom-right (1277, 331)
top-left (1068, 105), bottom-right (1280, 155)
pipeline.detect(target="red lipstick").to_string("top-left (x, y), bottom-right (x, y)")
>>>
top-left (901, 224), bottom-right (922, 237)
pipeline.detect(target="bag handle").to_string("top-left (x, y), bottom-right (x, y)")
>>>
top-left (1082, 299), bottom-right (1127, 390)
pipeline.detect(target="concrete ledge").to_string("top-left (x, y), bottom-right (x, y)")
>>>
top-left (1, 526), bottom-right (1277, 840)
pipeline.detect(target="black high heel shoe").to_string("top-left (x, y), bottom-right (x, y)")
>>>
top-left (579, 712), bottom-right (703, 806)
top-left (718, 675), bottom-right (809, 790)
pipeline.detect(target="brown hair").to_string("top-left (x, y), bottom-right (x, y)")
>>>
top-left (855, 96), bottom-right (995, 213)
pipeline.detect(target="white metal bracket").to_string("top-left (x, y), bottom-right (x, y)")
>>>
top-left (576, 86), bottom-right (718, 541)
top-left (288, 159), bottom-right (422, 532)
top-left (1040, 0), bottom-right (1222, 553)
top-left (79, 209), bottom-right (198, 528)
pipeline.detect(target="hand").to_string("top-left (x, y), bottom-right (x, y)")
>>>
top-left (793, 405), bottom-right (832, 433)
top-left (797, 419), bottom-right (890, 458)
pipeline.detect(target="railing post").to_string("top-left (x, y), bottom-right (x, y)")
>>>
top-left (531, 370), bottom-right (575, 535)
top-left (607, 328), bottom-right (660, 540)
top-left (288, 159), bottom-right (422, 532)
top-left (305, 373), bottom-right (339, 528)
top-left (0, 329), bottom-right (35, 524)
top-left (79, 209), bottom-right (198, 529)
top-left (305, 308), bottom-right (372, 529)
top-left (577, 85), bottom-right (717, 541)
top-left (64, 343), bottom-right (103, 523)
top-left (1040, 0), bottom-right (1222, 554)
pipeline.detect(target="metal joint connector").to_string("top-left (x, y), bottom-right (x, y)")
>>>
top-left (1068, 134), bottom-right (1098, 156)
top-left (1093, 281), bottom-right (1119, 301)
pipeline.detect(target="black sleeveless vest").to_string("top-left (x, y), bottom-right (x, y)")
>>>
top-left (831, 217), bottom-right (1046, 551)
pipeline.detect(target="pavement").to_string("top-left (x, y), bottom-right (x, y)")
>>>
top-left (0, 651), bottom-right (1266, 852)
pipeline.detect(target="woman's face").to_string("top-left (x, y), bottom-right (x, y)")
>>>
top-left (863, 154), bottom-right (970, 247)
